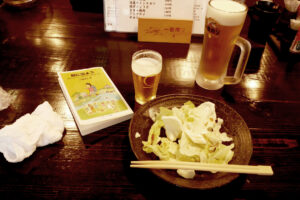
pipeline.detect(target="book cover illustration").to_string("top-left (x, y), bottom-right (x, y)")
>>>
top-left (59, 68), bottom-right (129, 121)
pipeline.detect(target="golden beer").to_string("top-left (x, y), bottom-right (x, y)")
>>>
top-left (199, 22), bottom-right (244, 80)
top-left (196, 0), bottom-right (249, 90)
top-left (131, 50), bottom-right (162, 105)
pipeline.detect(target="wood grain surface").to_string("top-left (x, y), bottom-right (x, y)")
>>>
top-left (0, 0), bottom-right (299, 199)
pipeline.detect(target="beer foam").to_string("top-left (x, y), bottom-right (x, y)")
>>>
top-left (132, 57), bottom-right (162, 77)
top-left (207, 0), bottom-right (247, 26)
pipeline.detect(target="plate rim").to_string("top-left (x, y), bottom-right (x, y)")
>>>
top-left (129, 94), bottom-right (253, 189)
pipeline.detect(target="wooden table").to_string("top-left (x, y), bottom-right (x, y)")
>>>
top-left (0, 0), bottom-right (299, 199)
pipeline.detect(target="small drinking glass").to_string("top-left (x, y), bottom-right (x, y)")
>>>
top-left (131, 49), bottom-right (162, 105)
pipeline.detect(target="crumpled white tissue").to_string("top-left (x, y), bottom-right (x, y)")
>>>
top-left (0, 101), bottom-right (64, 163)
top-left (0, 86), bottom-right (12, 111)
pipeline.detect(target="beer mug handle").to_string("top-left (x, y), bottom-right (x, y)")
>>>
top-left (224, 37), bottom-right (251, 85)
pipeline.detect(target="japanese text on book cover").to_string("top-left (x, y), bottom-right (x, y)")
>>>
top-left (60, 68), bottom-right (129, 120)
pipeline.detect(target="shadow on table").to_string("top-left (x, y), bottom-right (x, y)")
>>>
top-left (0, 130), bottom-right (66, 174)
top-left (124, 154), bottom-right (267, 200)
top-left (122, 138), bottom-right (268, 200)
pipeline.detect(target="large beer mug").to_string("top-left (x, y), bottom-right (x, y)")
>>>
top-left (196, 0), bottom-right (251, 90)
top-left (131, 50), bottom-right (162, 105)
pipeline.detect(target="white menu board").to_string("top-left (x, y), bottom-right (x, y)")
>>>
top-left (104, 0), bottom-right (209, 35)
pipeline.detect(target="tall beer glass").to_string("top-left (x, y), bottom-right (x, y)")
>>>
top-left (196, 0), bottom-right (251, 90)
top-left (131, 50), bottom-right (162, 105)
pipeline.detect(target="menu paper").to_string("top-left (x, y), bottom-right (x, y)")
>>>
top-left (104, 0), bottom-right (209, 35)
top-left (58, 67), bottom-right (133, 136)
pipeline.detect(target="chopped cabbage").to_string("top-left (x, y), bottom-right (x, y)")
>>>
top-left (142, 101), bottom-right (234, 179)
top-left (177, 169), bottom-right (196, 179)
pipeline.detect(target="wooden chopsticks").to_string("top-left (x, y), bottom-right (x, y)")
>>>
top-left (130, 160), bottom-right (273, 176)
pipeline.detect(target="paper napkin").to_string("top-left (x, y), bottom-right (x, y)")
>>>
top-left (0, 101), bottom-right (64, 163)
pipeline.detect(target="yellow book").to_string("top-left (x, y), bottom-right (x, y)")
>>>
top-left (57, 67), bottom-right (133, 136)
